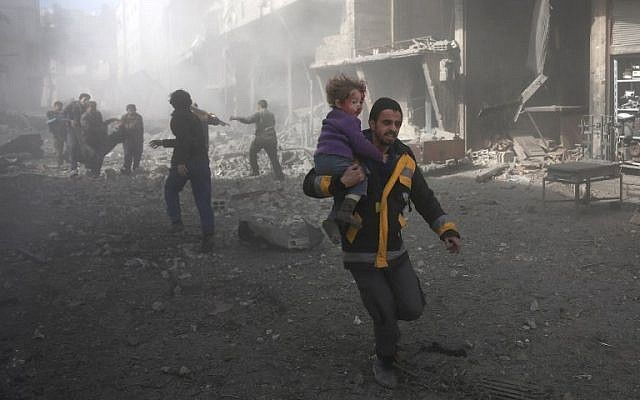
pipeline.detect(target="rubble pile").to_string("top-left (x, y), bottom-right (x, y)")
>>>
top-left (470, 134), bottom-right (587, 172)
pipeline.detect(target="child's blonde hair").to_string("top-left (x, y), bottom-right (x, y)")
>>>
top-left (325, 74), bottom-right (366, 107)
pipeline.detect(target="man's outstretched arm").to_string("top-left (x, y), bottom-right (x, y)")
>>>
top-left (229, 113), bottom-right (258, 125)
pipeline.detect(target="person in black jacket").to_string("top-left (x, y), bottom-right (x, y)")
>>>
top-left (119, 104), bottom-right (144, 174)
top-left (63, 93), bottom-right (90, 176)
top-left (150, 89), bottom-right (215, 252)
top-left (229, 99), bottom-right (284, 181)
top-left (303, 97), bottom-right (461, 389)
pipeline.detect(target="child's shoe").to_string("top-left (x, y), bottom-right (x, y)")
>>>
top-left (335, 197), bottom-right (361, 228)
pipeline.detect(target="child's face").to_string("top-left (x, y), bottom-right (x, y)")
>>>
top-left (337, 89), bottom-right (363, 117)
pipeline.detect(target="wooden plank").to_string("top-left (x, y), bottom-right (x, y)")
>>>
top-left (513, 74), bottom-right (548, 122)
top-left (421, 57), bottom-right (444, 129)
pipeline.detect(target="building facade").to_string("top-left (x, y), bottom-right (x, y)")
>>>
top-left (0, 0), bottom-right (44, 110)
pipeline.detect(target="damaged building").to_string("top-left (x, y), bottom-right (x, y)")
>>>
top-left (0, 0), bottom-right (45, 111)
top-left (154, 0), bottom-right (639, 164)
top-left (34, 0), bottom-right (640, 163)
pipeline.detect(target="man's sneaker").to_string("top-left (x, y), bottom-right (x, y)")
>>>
top-left (69, 168), bottom-right (79, 177)
top-left (372, 359), bottom-right (398, 389)
top-left (200, 234), bottom-right (214, 253)
top-left (168, 221), bottom-right (184, 234)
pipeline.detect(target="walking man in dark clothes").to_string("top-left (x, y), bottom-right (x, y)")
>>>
top-left (64, 92), bottom-right (90, 176)
top-left (303, 97), bottom-right (462, 388)
top-left (120, 104), bottom-right (144, 174)
top-left (80, 100), bottom-right (106, 177)
top-left (149, 89), bottom-right (215, 252)
top-left (229, 99), bottom-right (285, 181)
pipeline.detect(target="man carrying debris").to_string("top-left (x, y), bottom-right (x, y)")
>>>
top-left (149, 89), bottom-right (215, 252)
top-left (64, 93), bottom-right (90, 176)
top-left (119, 104), bottom-right (144, 175)
top-left (303, 97), bottom-right (461, 388)
top-left (229, 99), bottom-right (285, 181)
top-left (46, 100), bottom-right (69, 167)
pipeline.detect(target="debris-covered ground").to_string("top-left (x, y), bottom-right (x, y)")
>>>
top-left (1, 130), bottom-right (640, 400)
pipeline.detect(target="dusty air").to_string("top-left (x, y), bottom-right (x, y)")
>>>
top-left (1, 0), bottom-right (639, 398)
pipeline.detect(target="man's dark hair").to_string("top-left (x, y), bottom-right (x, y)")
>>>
top-left (369, 97), bottom-right (403, 123)
top-left (258, 99), bottom-right (268, 109)
top-left (169, 89), bottom-right (192, 109)
top-left (79, 93), bottom-right (91, 101)
top-left (126, 104), bottom-right (136, 111)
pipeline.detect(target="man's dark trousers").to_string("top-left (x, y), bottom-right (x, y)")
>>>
top-left (249, 136), bottom-right (284, 180)
top-left (67, 126), bottom-right (81, 170)
top-left (164, 160), bottom-right (215, 235)
top-left (347, 253), bottom-right (425, 361)
top-left (123, 133), bottom-right (143, 170)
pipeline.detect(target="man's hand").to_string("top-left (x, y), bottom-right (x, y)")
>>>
top-left (149, 139), bottom-right (163, 149)
top-left (177, 164), bottom-right (188, 176)
top-left (443, 236), bottom-right (461, 253)
top-left (340, 164), bottom-right (365, 188)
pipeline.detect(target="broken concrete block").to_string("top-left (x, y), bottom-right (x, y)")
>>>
top-left (238, 214), bottom-right (324, 250)
top-left (0, 134), bottom-right (43, 158)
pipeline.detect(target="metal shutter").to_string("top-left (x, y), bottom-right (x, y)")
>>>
top-left (612, 0), bottom-right (640, 48)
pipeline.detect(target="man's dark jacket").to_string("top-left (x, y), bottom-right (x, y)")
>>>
top-left (303, 130), bottom-right (459, 268)
top-left (235, 110), bottom-right (276, 138)
top-left (160, 109), bottom-right (208, 166)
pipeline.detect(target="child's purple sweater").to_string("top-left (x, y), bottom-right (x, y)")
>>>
top-left (315, 108), bottom-right (383, 162)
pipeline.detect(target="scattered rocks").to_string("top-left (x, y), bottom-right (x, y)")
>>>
top-left (151, 301), bottom-right (164, 312)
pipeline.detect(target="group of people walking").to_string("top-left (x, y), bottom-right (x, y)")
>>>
top-left (46, 93), bottom-right (144, 177)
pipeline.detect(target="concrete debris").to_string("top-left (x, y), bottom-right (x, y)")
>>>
top-left (238, 214), bottom-right (324, 250)
top-left (151, 301), bottom-right (164, 312)
top-left (530, 299), bottom-right (540, 312)
top-left (0, 134), bottom-right (43, 158)
top-left (475, 165), bottom-right (509, 183)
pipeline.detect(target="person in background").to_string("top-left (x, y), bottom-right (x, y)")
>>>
top-left (64, 93), bottom-right (90, 176)
top-left (80, 100), bottom-right (105, 177)
top-left (119, 104), bottom-right (144, 175)
top-left (149, 89), bottom-right (215, 253)
top-left (229, 99), bottom-right (285, 181)
top-left (46, 100), bottom-right (69, 167)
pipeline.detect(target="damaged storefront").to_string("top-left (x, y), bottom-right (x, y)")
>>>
top-left (466, 0), bottom-right (591, 164)
top-left (311, 0), bottom-right (465, 163)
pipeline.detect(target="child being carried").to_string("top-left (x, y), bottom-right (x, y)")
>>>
top-left (314, 74), bottom-right (386, 242)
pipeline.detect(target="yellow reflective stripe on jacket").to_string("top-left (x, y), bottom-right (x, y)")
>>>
top-left (376, 154), bottom-right (416, 268)
top-left (435, 222), bottom-right (458, 236)
top-left (398, 165), bottom-right (414, 188)
top-left (345, 212), bottom-right (362, 244)
top-left (319, 176), bottom-right (332, 196)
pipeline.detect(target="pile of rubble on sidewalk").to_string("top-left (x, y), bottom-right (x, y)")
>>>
top-left (467, 134), bottom-right (585, 183)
